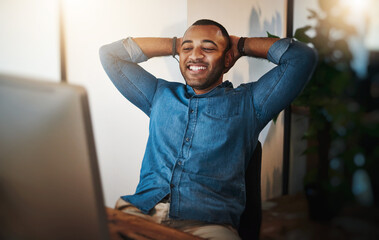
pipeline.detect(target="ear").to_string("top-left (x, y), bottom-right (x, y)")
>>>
top-left (223, 50), bottom-right (233, 73)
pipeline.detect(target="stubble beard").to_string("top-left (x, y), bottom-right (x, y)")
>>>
top-left (181, 58), bottom-right (225, 92)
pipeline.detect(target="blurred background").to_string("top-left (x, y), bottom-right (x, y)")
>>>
top-left (290, 1), bottom-right (379, 231)
top-left (0, 0), bottom-right (378, 231)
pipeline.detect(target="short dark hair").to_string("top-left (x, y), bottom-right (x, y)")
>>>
top-left (191, 19), bottom-right (231, 52)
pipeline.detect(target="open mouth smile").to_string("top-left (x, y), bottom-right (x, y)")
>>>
top-left (187, 64), bottom-right (208, 73)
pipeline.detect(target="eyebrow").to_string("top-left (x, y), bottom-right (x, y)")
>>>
top-left (203, 40), bottom-right (217, 47)
top-left (181, 40), bottom-right (192, 46)
top-left (181, 39), bottom-right (218, 47)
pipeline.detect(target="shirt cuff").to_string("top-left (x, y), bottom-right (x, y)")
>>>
top-left (267, 38), bottom-right (293, 64)
top-left (122, 37), bottom-right (148, 63)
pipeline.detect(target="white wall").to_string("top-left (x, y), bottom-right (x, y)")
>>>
top-left (62, 0), bottom-right (187, 207)
top-left (0, 0), bottom-right (60, 81)
top-left (188, 0), bottom-right (286, 200)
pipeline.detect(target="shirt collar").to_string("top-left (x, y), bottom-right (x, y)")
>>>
top-left (185, 80), bottom-right (233, 98)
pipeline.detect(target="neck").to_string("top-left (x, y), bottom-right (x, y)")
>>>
top-left (193, 78), bottom-right (223, 95)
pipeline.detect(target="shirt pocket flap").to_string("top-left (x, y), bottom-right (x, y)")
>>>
top-left (206, 92), bottom-right (241, 119)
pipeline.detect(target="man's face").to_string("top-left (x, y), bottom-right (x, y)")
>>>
top-left (179, 25), bottom-right (229, 94)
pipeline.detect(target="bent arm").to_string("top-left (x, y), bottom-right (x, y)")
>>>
top-left (99, 38), bottom-right (175, 116)
top-left (228, 36), bottom-right (317, 129)
top-left (248, 39), bottom-right (318, 129)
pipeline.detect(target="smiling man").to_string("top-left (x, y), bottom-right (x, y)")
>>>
top-left (100, 19), bottom-right (317, 240)
top-left (179, 23), bottom-right (231, 94)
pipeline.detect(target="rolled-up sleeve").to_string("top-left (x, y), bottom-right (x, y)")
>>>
top-left (99, 37), bottom-right (157, 116)
top-left (250, 38), bottom-right (318, 129)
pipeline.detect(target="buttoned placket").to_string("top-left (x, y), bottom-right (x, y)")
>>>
top-left (169, 96), bottom-right (199, 218)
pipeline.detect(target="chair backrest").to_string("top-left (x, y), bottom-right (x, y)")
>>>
top-left (238, 141), bottom-right (262, 240)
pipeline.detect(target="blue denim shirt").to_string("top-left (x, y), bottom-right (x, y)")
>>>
top-left (99, 37), bottom-right (317, 228)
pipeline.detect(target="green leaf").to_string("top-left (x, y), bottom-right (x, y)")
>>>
top-left (294, 26), bottom-right (312, 43)
top-left (266, 31), bottom-right (280, 39)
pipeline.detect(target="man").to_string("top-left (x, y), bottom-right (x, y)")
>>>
top-left (100, 19), bottom-right (317, 239)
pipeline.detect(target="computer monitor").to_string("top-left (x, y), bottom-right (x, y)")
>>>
top-left (0, 74), bottom-right (109, 240)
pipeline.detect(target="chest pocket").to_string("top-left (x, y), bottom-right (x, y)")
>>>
top-left (206, 92), bottom-right (241, 119)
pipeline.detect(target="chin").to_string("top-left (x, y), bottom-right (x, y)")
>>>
top-left (185, 78), bottom-right (203, 86)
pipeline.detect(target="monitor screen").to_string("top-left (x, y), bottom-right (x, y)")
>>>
top-left (0, 75), bottom-right (109, 240)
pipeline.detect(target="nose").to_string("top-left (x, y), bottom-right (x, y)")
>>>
top-left (189, 47), bottom-right (204, 61)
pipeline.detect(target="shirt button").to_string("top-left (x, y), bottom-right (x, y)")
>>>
top-left (190, 109), bottom-right (194, 113)
top-left (170, 184), bottom-right (174, 188)
top-left (185, 137), bottom-right (190, 142)
top-left (178, 161), bottom-right (182, 165)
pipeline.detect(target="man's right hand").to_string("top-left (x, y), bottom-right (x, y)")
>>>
top-left (223, 35), bottom-right (241, 73)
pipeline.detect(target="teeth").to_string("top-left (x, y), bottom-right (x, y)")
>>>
top-left (189, 65), bottom-right (206, 71)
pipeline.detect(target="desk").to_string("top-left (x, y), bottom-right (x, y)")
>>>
top-left (107, 194), bottom-right (379, 240)
top-left (107, 208), bottom-right (204, 240)
top-left (260, 194), bottom-right (379, 240)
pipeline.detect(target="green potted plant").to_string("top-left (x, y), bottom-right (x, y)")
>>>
top-left (292, 0), bottom-right (378, 220)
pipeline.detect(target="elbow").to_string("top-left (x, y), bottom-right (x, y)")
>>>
top-left (293, 42), bottom-right (318, 74)
top-left (299, 46), bottom-right (318, 88)
top-left (99, 45), bottom-right (109, 66)
top-left (99, 44), bottom-right (115, 73)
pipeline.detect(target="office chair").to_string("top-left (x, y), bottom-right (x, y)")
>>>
top-left (238, 141), bottom-right (262, 240)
